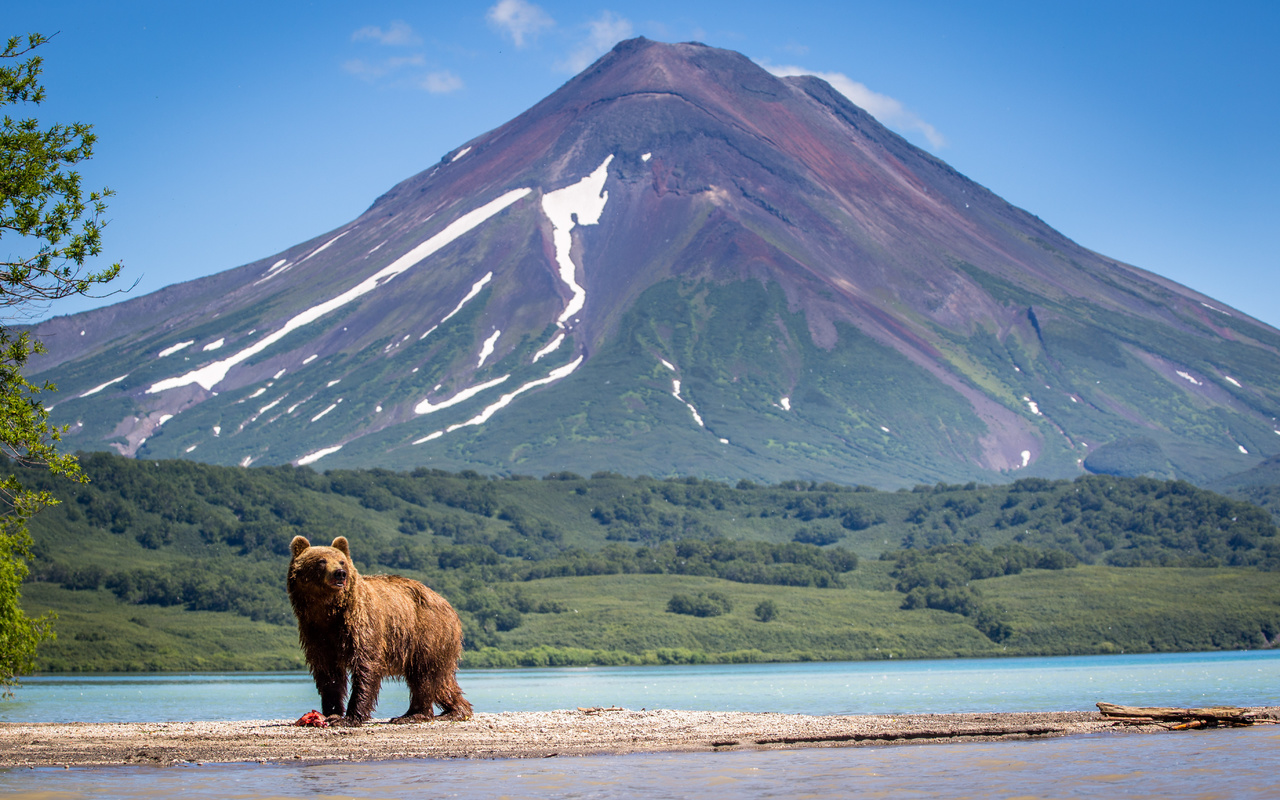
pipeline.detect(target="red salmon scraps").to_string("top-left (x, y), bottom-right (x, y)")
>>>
top-left (293, 710), bottom-right (329, 727)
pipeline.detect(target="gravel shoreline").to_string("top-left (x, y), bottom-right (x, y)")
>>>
top-left (6, 707), bottom-right (1276, 767)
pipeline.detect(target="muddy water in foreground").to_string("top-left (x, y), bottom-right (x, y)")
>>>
top-left (3, 726), bottom-right (1277, 799)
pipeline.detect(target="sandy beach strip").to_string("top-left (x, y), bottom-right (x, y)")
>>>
top-left (4, 707), bottom-right (1277, 767)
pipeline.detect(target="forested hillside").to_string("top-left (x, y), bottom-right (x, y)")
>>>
top-left (13, 452), bottom-right (1280, 671)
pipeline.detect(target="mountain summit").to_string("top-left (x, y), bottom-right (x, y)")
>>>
top-left (29, 38), bottom-right (1280, 486)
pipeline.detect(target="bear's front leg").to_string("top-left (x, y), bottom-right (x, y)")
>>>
top-left (312, 664), bottom-right (348, 719)
top-left (339, 663), bottom-right (382, 725)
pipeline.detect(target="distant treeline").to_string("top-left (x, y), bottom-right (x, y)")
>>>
top-left (12, 451), bottom-right (1279, 652)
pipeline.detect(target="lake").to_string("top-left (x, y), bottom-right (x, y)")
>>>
top-left (2, 650), bottom-right (1278, 798)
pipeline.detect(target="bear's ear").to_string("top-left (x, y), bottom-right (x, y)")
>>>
top-left (290, 536), bottom-right (311, 559)
top-left (332, 536), bottom-right (351, 558)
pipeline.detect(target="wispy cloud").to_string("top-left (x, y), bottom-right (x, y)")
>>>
top-left (487, 0), bottom-right (555, 48)
top-left (762, 62), bottom-right (946, 149)
top-left (343, 58), bottom-right (384, 81)
top-left (422, 70), bottom-right (464, 94)
top-left (352, 20), bottom-right (421, 47)
top-left (557, 11), bottom-right (634, 73)
top-left (347, 21), bottom-right (462, 93)
top-left (343, 56), bottom-right (426, 81)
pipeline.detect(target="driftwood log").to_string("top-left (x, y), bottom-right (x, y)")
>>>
top-left (1097, 702), bottom-right (1271, 729)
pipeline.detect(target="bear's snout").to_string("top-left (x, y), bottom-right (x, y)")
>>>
top-left (329, 567), bottom-right (348, 589)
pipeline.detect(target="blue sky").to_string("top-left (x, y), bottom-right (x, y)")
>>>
top-left (9, 1), bottom-right (1279, 329)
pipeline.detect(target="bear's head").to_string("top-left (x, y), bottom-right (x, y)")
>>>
top-left (288, 536), bottom-right (359, 600)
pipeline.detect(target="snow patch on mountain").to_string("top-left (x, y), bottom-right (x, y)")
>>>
top-left (415, 375), bottom-right (511, 415)
top-left (80, 374), bottom-right (128, 398)
top-left (671, 379), bottom-right (705, 427)
top-left (157, 341), bottom-right (194, 358)
top-left (478, 330), bottom-right (501, 367)
top-left (298, 231), bottom-right (351, 265)
top-left (533, 333), bottom-right (565, 362)
top-left (254, 258), bottom-right (296, 285)
top-left (145, 189), bottom-right (530, 395)
top-left (449, 357), bottom-right (585, 432)
top-left (297, 445), bottom-right (343, 466)
top-left (311, 401), bottom-right (341, 422)
top-left (542, 155), bottom-right (613, 328)
top-left (439, 272), bottom-right (494, 327)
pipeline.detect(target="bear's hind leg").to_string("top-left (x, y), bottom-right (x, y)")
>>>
top-left (389, 665), bottom-right (436, 724)
top-left (437, 675), bottom-right (473, 721)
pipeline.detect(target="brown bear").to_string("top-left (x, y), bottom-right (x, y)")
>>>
top-left (287, 535), bottom-right (473, 726)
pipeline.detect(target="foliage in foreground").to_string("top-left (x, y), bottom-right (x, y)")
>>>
top-left (0, 32), bottom-right (122, 692)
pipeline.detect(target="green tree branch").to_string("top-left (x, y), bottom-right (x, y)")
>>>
top-left (0, 31), bottom-right (121, 695)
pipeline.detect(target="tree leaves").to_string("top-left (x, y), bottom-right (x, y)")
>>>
top-left (0, 32), bottom-right (120, 694)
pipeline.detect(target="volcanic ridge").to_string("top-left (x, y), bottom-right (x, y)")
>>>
top-left (28, 38), bottom-right (1280, 487)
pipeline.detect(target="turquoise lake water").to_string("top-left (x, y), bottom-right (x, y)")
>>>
top-left (3, 650), bottom-right (1278, 799)
top-left (3, 650), bottom-right (1278, 723)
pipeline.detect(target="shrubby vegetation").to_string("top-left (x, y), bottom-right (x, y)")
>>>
top-left (11, 451), bottom-right (1280, 670)
top-left (884, 543), bottom-right (1077, 642)
top-left (754, 599), bottom-right (778, 622)
top-left (667, 591), bottom-right (733, 617)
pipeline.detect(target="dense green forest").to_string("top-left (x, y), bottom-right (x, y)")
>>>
top-left (12, 452), bottom-right (1280, 671)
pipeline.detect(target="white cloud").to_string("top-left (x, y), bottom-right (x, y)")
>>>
top-left (344, 54), bottom-right (429, 81)
top-left (762, 62), bottom-right (946, 149)
top-left (344, 53), bottom-right (460, 94)
top-left (342, 58), bottom-right (383, 81)
top-left (487, 0), bottom-right (555, 48)
top-left (352, 20), bottom-right (421, 47)
top-left (558, 11), bottom-right (633, 73)
top-left (423, 70), bottom-right (464, 93)
top-left (388, 55), bottom-right (427, 69)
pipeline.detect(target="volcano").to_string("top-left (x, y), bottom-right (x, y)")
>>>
top-left (28, 38), bottom-right (1280, 487)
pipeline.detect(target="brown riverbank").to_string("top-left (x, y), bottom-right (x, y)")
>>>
top-left (4, 706), bottom-right (1277, 767)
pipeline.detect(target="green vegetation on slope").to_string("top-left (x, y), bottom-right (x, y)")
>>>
top-left (10, 451), bottom-right (1280, 671)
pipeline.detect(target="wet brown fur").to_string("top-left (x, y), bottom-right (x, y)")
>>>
top-left (287, 535), bottom-right (472, 726)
